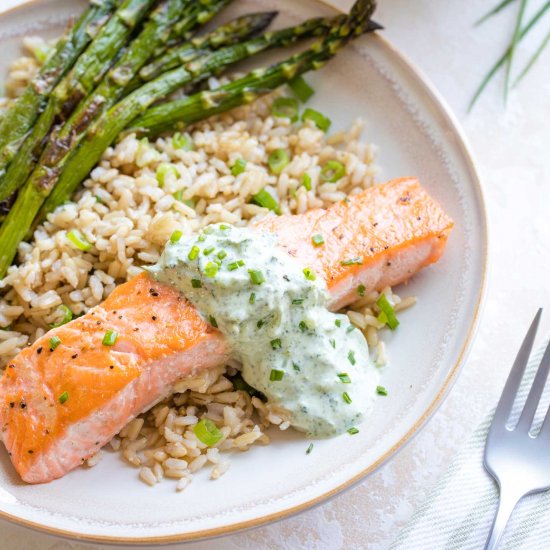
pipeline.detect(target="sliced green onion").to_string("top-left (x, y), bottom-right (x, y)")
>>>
top-left (289, 75), bottom-right (314, 102)
top-left (330, 338), bottom-right (336, 349)
top-left (347, 350), bottom-right (356, 365)
top-left (303, 267), bottom-right (316, 281)
top-left (341, 257), bottom-right (363, 266)
top-left (204, 262), bottom-right (218, 278)
top-left (188, 245), bottom-right (200, 260)
top-left (293, 363), bottom-right (300, 372)
top-left (172, 132), bottom-right (194, 151)
top-left (376, 294), bottom-right (400, 330)
top-left (348, 427), bottom-right (359, 435)
top-left (298, 320), bottom-right (308, 332)
top-left (231, 158), bottom-right (247, 176)
top-left (269, 369), bottom-right (284, 381)
top-left (251, 188), bottom-right (280, 214)
top-left (248, 269), bottom-right (265, 285)
top-left (301, 108), bottom-right (331, 132)
top-left (301, 173), bottom-right (312, 191)
top-left (320, 160), bottom-right (346, 183)
top-left (217, 250), bottom-right (227, 260)
top-left (249, 293), bottom-right (256, 304)
top-left (102, 330), bottom-right (118, 346)
top-left (156, 163), bottom-right (178, 187)
top-left (312, 234), bottom-right (324, 246)
top-left (376, 385), bottom-right (388, 396)
top-left (208, 315), bottom-right (218, 328)
top-left (335, 319), bottom-right (341, 328)
top-left (268, 149), bottom-right (290, 175)
top-left (358, 284), bottom-right (366, 297)
top-left (271, 97), bottom-right (299, 122)
top-left (66, 230), bottom-right (92, 251)
top-left (191, 279), bottom-right (202, 288)
top-left (170, 230), bottom-right (183, 244)
top-left (59, 391), bottom-right (69, 405)
top-left (50, 305), bottom-right (73, 328)
top-left (49, 335), bottom-right (61, 351)
top-left (338, 373), bottom-right (351, 384)
top-left (203, 246), bottom-right (214, 256)
top-left (292, 298), bottom-right (304, 305)
top-left (342, 392), bottom-right (352, 404)
top-left (270, 338), bottom-right (282, 350)
top-left (193, 418), bottom-right (223, 446)
top-left (306, 442), bottom-right (314, 455)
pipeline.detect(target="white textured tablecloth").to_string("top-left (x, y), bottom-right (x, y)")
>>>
top-left (0, 0), bottom-right (549, 548)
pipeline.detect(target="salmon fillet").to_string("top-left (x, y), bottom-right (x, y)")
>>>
top-left (0, 177), bottom-right (453, 483)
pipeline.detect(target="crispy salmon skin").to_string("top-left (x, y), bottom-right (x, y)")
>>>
top-left (0, 177), bottom-right (453, 483)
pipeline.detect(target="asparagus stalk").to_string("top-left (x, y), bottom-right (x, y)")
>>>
top-left (138, 12), bottom-right (279, 84)
top-left (0, 0), bottom-right (118, 181)
top-left (0, 0), bottom-right (156, 205)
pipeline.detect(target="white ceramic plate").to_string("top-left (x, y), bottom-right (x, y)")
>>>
top-left (0, 0), bottom-right (487, 544)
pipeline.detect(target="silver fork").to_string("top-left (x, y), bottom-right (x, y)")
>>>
top-left (484, 308), bottom-right (550, 549)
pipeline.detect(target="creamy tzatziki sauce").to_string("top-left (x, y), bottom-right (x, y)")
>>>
top-left (148, 224), bottom-right (379, 438)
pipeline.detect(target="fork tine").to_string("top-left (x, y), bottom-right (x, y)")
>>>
top-left (516, 335), bottom-right (550, 432)
top-left (490, 309), bottom-right (542, 430)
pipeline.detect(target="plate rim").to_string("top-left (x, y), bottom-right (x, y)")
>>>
top-left (0, 0), bottom-right (489, 544)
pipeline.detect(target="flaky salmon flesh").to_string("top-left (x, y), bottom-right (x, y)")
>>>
top-left (0, 177), bottom-right (453, 483)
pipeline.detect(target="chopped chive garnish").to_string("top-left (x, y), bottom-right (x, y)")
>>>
top-left (301, 108), bottom-right (331, 132)
top-left (342, 392), bottom-right (352, 404)
top-left (320, 160), bottom-right (346, 183)
top-left (268, 149), bottom-right (290, 175)
top-left (306, 442), bottom-right (314, 455)
top-left (376, 294), bottom-right (400, 330)
top-left (330, 338), bottom-right (336, 349)
top-left (292, 298), bottom-right (304, 305)
top-left (251, 188), bottom-right (281, 214)
top-left (102, 330), bottom-right (118, 346)
top-left (59, 391), bottom-right (69, 405)
top-left (312, 234), bottom-right (325, 246)
top-left (271, 97), bottom-right (299, 122)
top-left (257, 318), bottom-right (266, 329)
top-left (217, 250), bottom-right (227, 260)
top-left (301, 173), bottom-right (312, 191)
top-left (188, 245), bottom-right (200, 260)
top-left (156, 163), bottom-right (178, 187)
top-left (227, 261), bottom-right (240, 271)
top-left (303, 267), bottom-right (316, 281)
top-left (249, 292), bottom-right (256, 304)
top-left (66, 230), bottom-right (91, 251)
top-left (346, 325), bottom-right (355, 333)
top-left (197, 234), bottom-right (206, 242)
top-left (248, 269), bottom-right (265, 285)
top-left (293, 363), bottom-right (301, 372)
top-left (341, 257), bottom-right (363, 266)
top-left (269, 369), bottom-right (284, 381)
top-left (170, 230), bottom-right (183, 244)
top-left (335, 319), bottom-right (341, 328)
top-left (49, 335), bottom-right (61, 350)
top-left (270, 338), bottom-right (282, 350)
top-left (204, 262), bottom-right (218, 278)
top-left (50, 305), bottom-right (73, 328)
top-left (237, 259), bottom-right (245, 267)
top-left (338, 373), bottom-right (351, 384)
top-left (203, 246), bottom-right (214, 256)
top-left (208, 315), bottom-right (218, 328)
top-left (203, 226), bottom-right (214, 234)
top-left (193, 418), bottom-right (222, 446)
top-left (219, 224), bottom-right (230, 230)
top-left (191, 278), bottom-right (202, 288)
top-left (358, 284), bottom-right (366, 296)
top-left (347, 350), bottom-right (356, 365)
top-left (377, 385), bottom-right (388, 396)
top-left (231, 158), bottom-right (247, 176)
top-left (348, 427), bottom-right (359, 435)
top-left (298, 320), bottom-right (307, 332)
top-left (289, 75), bottom-right (315, 102)
top-left (172, 132), bottom-right (194, 151)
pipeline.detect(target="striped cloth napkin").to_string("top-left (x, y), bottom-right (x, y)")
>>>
top-left (390, 340), bottom-right (550, 550)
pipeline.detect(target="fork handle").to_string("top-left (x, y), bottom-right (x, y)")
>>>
top-left (485, 485), bottom-right (523, 550)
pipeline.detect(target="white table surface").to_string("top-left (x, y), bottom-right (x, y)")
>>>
top-left (1, 0), bottom-right (549, 548)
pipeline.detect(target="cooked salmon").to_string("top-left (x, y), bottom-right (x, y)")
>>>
top-left (0, 177), bottom-right (453, 483)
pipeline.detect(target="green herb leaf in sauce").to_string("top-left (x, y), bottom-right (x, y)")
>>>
top-left (188, 245), bottom-right (200, 261)
top-left (270, 338), bottom-right (282, 350)
top-left (342, 392), bottom-right (352, 404)
top-left (204, 262), bottom-right (219, 278)
top-left (170, 230), bottom-right (183, 244)
top-left (306, 442), bottom-right (314, 454)
top-left (270, 369), bottom-right (285, 381)
top-left (376, 385), bottom-right (388, 396)
top-left (338, 373), bottom-right (351, 383)
top-left (191, 278), bottom-right (202, 288)
top-left (248, 269), bottom-right (265, 285)
top-left (348, 350), bottom-right (356, 365)
top-left (348, 427), bottom-right (359, 435)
